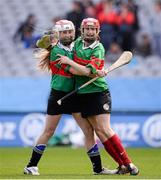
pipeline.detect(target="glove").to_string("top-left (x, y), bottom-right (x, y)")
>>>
top-left (36, 35), bottom-right (51, 49)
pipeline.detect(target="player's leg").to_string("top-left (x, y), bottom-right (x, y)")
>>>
top-left (80, 91), bottom-right (123, 167)
top-left (80, 90), bottom-right (139, 175)
top-left (72, 112), bottom-right (102, 174)
top-left (24, 114), bottom-right (61, 175)
top-left (24, 89), bottom-right (65, 175)
top-left (72, 112), bottom-right (117, 175)
top-left (71, 93), bottom-right (104, 174)
top-left (87, 114), bottom-right (139, 175)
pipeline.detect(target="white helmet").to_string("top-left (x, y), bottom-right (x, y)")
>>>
top-left (54, 20), bottom-right (75, 32)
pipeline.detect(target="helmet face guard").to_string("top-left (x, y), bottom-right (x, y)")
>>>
top-left (53, 20), bottom-right (75, 45)
top-left (81, 18), bottom-right (100, 33)
top-left (81, 18), bottom-right (100, 42)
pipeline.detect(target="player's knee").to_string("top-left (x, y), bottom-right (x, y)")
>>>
top-left (95, 126), bottom-right (112, 140)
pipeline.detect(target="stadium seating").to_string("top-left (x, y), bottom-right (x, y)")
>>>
top-left (0, 0), bottom-right (72, 77)
top-left (0, 0), bottom-right (161, 77)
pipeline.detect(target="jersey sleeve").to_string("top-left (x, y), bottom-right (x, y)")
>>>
top-left (64, 65), bottom-right (71, 73)
top-left (86, 45), bottom-right (105, 74)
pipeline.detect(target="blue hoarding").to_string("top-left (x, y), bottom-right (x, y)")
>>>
top-left (0, 113), bottom-right (161, 147)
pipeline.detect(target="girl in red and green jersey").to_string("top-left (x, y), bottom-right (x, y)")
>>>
top-left (50, 43), bottom-right (74, 92)
top-left (73, 36), bottom-right (108, 94)
top-left (58, 18), bottom-right (139, 176)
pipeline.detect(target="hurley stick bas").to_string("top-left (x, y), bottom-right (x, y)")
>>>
top-left (57, 51), bottom-right (133, 105)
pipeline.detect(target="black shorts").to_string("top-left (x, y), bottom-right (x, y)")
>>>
top-left (79, 90), bottom-right (111, 118)
top-left (47, 89), bottom-right (80, 115)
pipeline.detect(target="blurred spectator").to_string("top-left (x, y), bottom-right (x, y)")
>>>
top-left (13, 14), bottom-right (37, 43)
top-left (117, 2), bottom-right (135, 51)
top-left (82, 0), bottom-right (94, 7)
top-left (135, 33), bottom-right (152, 57)
top-left (127, 0), bottom-right (140, 32)
top-left (66, 1), bottom-right (85, 38)
top-left (51, 16), bottom-right (62, 25)
top-left (95, 0), bottom-right (106, 15)
top-left (82, 0), bottom-right (96, 19)
top-left (97, 0), bottom-right (118, 52)
top-left (105, 42), bottom-right (122, 64)
top-left (150, 0), bottom-right (161, 57)
top-left (85, 4), bottom-right (96, 18)
top-left (22, 27), bottom-right (40, 49)
top-left (109, 41), bottom-right (122, 54)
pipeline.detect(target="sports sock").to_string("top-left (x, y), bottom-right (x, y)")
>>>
top-left (87, 144), bottom-right (102, 173)
top-left (103, 138), bottom-right (123, 166)
top-left (27, 144), bottom-right (46, 167)
top-left (108, 134), bottom-right (131, 165)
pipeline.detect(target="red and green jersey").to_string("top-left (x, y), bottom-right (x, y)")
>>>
top-left (50, 43), bottom-right (74, 92)
top-left (74, 37), bottom-right (108, 94)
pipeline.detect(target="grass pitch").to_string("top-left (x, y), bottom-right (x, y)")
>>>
top-left (0, 147), bottom-right (161, 179)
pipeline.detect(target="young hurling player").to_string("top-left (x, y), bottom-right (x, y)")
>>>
top-left (57, 18), bottom-right (139, 176)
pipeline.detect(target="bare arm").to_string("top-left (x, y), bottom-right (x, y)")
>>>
top-left (57, 54), bottom-right (106, 77)
top-left (57, 54), bottom-right (91, 76)
top-left (68, 67), bottom-right (97, 77)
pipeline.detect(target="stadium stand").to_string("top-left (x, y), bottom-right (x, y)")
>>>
top-left (0, 0), bottom-right (161, 77)
top-left (0, 0), bottom-right (72, 77)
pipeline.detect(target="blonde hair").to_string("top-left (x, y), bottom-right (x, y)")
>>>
top-left (33, 48), bottom-right (51, 72)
